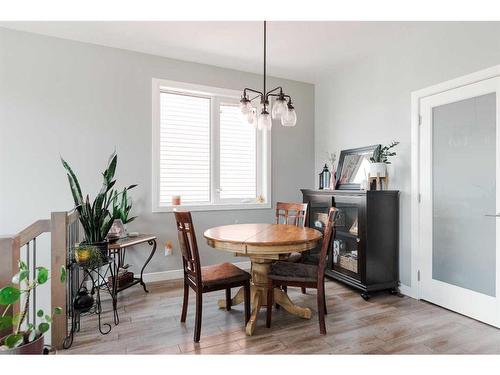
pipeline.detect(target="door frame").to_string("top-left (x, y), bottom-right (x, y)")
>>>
top-left (411, 64), bottom-right (500, 312)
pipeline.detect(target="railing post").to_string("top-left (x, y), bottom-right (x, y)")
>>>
top-left (0, 235), bottom-right (20, 338)
top-left (50, 212), bottom-right (68, 349)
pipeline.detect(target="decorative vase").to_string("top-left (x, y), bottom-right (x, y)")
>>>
top-left (74, 287), bottom-right (94, 312)
top-left (0, 333), bottom-right (45, 355)
top-left (369, 162), bottom-right (387, 178)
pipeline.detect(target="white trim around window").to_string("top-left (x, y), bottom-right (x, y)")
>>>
top-left (152, 78), bottom-right (271, 213)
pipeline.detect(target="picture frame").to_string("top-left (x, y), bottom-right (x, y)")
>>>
top-left (336, 145), bottom-right (379, 190)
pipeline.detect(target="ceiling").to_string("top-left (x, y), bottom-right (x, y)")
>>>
top-left (0, 21), bottom-right (444, 83)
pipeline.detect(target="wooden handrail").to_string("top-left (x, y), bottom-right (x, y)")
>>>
top-left (18, 219), bottom-right (50, 247)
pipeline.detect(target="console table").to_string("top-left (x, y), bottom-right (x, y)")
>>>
top-left (108, 234), bottom-right (157, 296)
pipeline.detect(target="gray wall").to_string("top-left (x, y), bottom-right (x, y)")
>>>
top-left (0, 28), bottom-right (315, 273)
top-left (315, 22), bottom-right (500, 286)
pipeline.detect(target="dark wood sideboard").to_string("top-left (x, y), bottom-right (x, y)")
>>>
top-left (301, 189), bottom-right (399, 299)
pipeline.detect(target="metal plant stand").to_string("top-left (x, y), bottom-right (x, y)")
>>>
top-left (63, 257), bottom-right (118, 349)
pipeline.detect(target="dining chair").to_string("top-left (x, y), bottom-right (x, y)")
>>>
top-left (266, 207), bottom-right (337, 335)
top-left (276, 202), bottom-right (308, 294)
top-left (174, 211), bottom-right (251, 342)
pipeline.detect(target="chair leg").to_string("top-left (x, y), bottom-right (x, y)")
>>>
top-left (225, 288), bottom-right (231, 311)
top-left (318, 286), bottom-right (326, 335)
top-left (180, 280), bottom-right (189, 323)
top-left (243, 282), bottom-right (250, 324)
top-left (323, 288), bottom-right (328, 315)
top-left (266, 282), bottom-right (274, 328)
top-left (301, 287), bottom-right (306, 294)
top-left (194, 291), bottom-right (203, 342)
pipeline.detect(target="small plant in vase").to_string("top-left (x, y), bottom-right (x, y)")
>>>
top-left (0, 261), bottom-right (66, 354)
top-left (369, 141), bottom-right (399, 189)
top-left (111, 185), bottom-right (138, 235)
top-left (326, 152), bottom-right (337, 190)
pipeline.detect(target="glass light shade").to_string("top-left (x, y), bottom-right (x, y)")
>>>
top-left (281, 108), bottom-right (297, 127)
top-left (258, 111), bottom-right (272, 131)
top-left (247, 107), bottom-right (257, 128)
top-left (271, 98), bottom-right (287, 119)
top-left (239, 99), bottom-right (252, 115)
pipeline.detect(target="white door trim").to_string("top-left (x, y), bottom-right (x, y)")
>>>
top-left (411, 64), bottom-right (500, 303)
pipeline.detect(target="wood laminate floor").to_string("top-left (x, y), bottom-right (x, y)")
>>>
top-left (62, 279), bottom-right (500, 354)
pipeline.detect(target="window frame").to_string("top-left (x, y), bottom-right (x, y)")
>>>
top-left (152, 78), bottom-right (271, 213)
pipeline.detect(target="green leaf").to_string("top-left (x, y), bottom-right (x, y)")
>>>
top-left (38, 322), bottom-right (50, 333)
top-left (61, 157), bottom-right (83, 204)
top-left (44, 315), bottom-right (52, 323)
top-left (0, 286), bottom-right (21, 305)
top-left (11, 313), bottom-right (21, 327)
top-left (60, 266), bottom-right (67, 283)
top-left (11, 270), bottom-right (28, 284)
top-left (36, 267), bottom-right (49, 285)
top-left (54, 307), bottom-right (62, 315)
top-left (0, 316), bottom-right (13, 330)
top-left (5, 333), bottom-right (24, 348)
top-left (37, 309), bottom-right (44, 318)
top-left (18, 260), bottom-right (28, 271)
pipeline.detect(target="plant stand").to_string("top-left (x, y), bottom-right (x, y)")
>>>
top-left (63, 257), bottom-right (118, 349)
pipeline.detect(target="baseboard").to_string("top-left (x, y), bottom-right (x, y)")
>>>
top-left (136, 261), bottom-right (252, 283)
top-left (399, 283), bottom-right (417, 299)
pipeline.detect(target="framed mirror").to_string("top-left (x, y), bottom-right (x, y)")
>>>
top-left (336, 145), bottom-right (379, 190)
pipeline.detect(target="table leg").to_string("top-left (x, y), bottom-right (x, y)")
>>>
top-left (245, 288), bottom-right (262, 336)
top-left (139, 239), bottom-right (157, 293)
top-left (273, 288), bottom-right (312, 319)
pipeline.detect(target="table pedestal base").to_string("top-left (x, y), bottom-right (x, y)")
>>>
top-left (217, 258), bottom-right (312, 335)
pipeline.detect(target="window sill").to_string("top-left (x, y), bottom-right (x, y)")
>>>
top-left (152, 202), bottom-right (272, 213)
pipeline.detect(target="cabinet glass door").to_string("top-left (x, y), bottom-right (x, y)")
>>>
top-left (307, 197), bottom-right (333, 264)
top-left (332, 198), bottom-right (360, 279)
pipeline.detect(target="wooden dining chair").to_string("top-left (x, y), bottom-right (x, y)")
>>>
top-left (276, 202), bottom-right (309, 294)
top-left (266, 207), bottom-right (337, 335)
top-left (174, 211), bottom-right (251, 342)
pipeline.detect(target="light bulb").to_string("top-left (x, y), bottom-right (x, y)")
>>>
top-left (271, 98), bottom-right (287, 119)
top-left (281, 107), bottom-right (297, 127)
top-left (239, 97), bottom-right (252, 115)
top-left (258, 111), bottom-right (272, 131)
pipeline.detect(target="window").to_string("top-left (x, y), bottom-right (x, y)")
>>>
top-left (152, 79), bottom-right (270, 212)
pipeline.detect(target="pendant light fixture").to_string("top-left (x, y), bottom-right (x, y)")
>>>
top-left (239, 21), bottom-right (297, 130)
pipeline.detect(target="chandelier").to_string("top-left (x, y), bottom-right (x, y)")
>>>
top-left (239, 21), bottom-right (297, 130)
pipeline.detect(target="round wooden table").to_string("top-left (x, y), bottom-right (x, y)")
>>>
top-left (204, 223), bottom-right (322, 335)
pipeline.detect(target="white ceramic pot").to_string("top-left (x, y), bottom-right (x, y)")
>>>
top-left (369, 162), bottom-right (387, 178)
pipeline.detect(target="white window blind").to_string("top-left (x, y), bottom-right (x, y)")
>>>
top-left (159, 92), bottom-right (210, 204)
top-left (219, 103), bottom-right (257, 200)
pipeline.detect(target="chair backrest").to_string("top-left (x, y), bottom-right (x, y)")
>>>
top-left (174, 211), bottom-right (202, 285)
top-left (276, 202), bottom-right (308, 227)
top-left (317, 207), bottom-right (338, 283)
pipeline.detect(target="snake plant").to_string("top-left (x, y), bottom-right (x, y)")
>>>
top-left (61, 152), bottom-right (135, 244)
top-left (111, 186), bottom-right (137, 224)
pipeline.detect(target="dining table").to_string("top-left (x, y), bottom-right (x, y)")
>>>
top-left (203, 223), bottom-right (323, 335)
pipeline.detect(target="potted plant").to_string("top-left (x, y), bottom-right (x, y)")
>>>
top-left (61, 152), bottom-right (135, 256)
top-left (369, 141), bottom-right (400, 178)
top-left (111, 185), bottom-right (138, 233)
top-left (0, 261), bottom-right (66, 354)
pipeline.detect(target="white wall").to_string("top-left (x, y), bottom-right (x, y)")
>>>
top-left (315, 22), bottom-right (500, 287)
top-left (0, 27), bottom-right (315, 274)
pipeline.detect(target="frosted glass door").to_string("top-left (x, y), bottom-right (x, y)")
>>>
top-left (432, 93), bottom-right (496, 296)
top-left (419, 77), bottom-right (500, 327)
